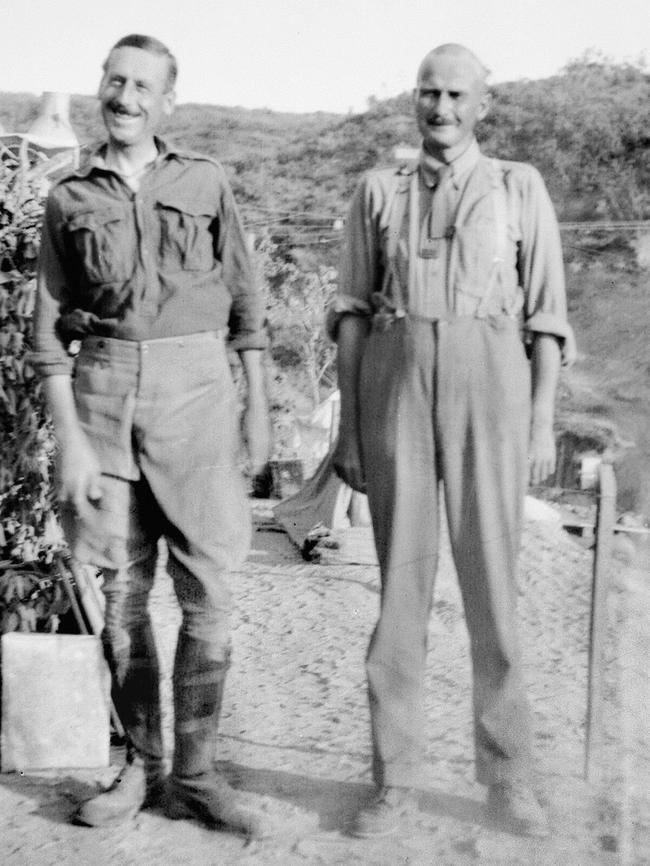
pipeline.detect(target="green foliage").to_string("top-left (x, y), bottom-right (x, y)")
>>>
top-left (0, 141), bottom-right (64, 565)
top-left (0, 558), bottom-right (71, 634)
top-left (253, 234), bottom-right (338, 458)
top-left (258, 234), bottom-right (337, 405)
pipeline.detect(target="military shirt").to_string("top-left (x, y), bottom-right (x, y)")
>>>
top-left (32, 138), bottom-right (265, 377)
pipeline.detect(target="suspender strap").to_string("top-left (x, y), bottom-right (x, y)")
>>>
top-left (381, 169), bottom-right (413, 312)
top-left (381, 158), bottom-right (510, 321)
top-left (491, 158), bottom-right (508, 263)
top-left (407, 169), bottom-right (420, 310)
top-left (476, 158), bottom-right (508, 318)
top-left (385, 173), bottom-right (410, 260)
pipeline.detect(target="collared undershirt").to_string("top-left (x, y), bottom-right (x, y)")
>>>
top-left (333, 137), bottom-right (574, 362)
top-left (410, 139), bottom-right (481, 320)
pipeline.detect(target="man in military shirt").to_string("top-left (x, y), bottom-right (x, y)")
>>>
top-left (33, 34), bottom-right (272, 836)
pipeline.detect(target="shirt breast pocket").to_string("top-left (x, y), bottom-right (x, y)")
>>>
top-left (66, 207), bottom-right (130, 285)
top-left (155, 194), bottom-right (216, 272)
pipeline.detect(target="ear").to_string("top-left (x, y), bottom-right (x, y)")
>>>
top-left (162, 89), bottom-right (176, 117)
top-left (477, 90), bottom-right (491, 121)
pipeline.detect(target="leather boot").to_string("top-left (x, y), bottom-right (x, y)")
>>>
top-left (350, 786), bottom-right (419, 838)
top-left (171, 637), bottom-right (229, 779)
top-left (166, 644), bottom-right (279, 837)
top-left (74, 752), bottom-right (165, 827)
top-left (165, 771), bottom-right (277, 838)
top-left (486, 781), bottom-right (550, 837)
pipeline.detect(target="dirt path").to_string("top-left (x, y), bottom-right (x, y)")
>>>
top-left (1, 512), bottom-right (648, 865)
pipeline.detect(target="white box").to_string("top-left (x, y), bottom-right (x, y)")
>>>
top-left (1, 632), bottom-right (111, 771)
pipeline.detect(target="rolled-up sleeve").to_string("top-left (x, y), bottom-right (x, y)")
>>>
top-left (214, 166), bottom-right (268, 352)
top-left (31, 194), bottom-right (76, 378)
top-left (327, 174), bottom-right (383, 342)
top-left (517, 166), bottom-right (577, 366)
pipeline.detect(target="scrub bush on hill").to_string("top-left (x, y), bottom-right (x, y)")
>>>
top-left (4, 56), bottom-right (648, 242)
top-left (482, 53), bottom-right (650, 220)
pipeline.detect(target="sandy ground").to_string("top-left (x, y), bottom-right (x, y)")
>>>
top-left (1, 507), bottom-right (648, 866)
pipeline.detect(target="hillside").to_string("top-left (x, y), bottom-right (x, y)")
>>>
top-left (2, 57), bottom-right (648, 234)
top-left (1, 56), bottom-right (649, 512)
top-left (558, 237), bottom-right (650, 512)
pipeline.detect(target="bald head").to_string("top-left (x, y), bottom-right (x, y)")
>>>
top-left (417, 44), bottom-right (490, 93)
top-left (413, 43), bottom-right (491, 161)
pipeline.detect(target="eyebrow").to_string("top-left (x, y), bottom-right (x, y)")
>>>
top-left (106, 72), bottom-right (154, 87)
top-left (417, 85), bottom-right (469, 94)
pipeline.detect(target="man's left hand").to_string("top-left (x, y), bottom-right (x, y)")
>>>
top-left (529, 422), bottom-right (556, 486)
top-left (238, 349), bottom-right (271, 476)
top-left (242, 397), bottom-right (271, 476)
top-left (528, 334), bottom-right (561, 487)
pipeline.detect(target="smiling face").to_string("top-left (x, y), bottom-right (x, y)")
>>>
top-left (99, 46), bottom-right (175, 151)
top-left (414, 47), bottom-right (490, 161)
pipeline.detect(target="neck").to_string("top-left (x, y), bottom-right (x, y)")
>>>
top-left (105, 139), bottom-right (159, 174)
top-left (423, 136), bottom-right (475, 166)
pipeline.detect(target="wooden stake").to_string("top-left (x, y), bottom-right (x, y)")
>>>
top-left (584, 460), bottom-right (616, 781)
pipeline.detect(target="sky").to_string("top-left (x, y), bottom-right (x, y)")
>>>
top-left (4, 0), bottom-right (648, 114)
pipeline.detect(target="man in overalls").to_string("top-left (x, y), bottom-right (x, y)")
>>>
top-left (330, 43), bottom-right (576, 838)
top-left (33, 35), bottom-right (273, 836)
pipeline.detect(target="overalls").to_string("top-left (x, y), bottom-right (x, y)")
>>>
top-left (359, 159), bottom-right (534, 788)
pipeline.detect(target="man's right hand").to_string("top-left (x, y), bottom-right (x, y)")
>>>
top-left (332, 431), bottom-right (366, 494)
top-left (331, 315), bottom-right (369, 494)
top-left (43, 375), bottom-right (103, 514)
top-left (56, 434), bottom-right (103, 514)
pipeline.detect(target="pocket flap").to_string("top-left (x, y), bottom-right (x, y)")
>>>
top-left (67, 207), bottom-right (124, 232)
top-left (156, 193), bottom-right (215, 218)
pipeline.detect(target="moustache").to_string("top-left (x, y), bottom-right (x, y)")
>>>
top-left (106, 100), bottom-right (140, 116)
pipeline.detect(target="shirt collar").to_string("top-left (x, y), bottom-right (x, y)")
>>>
top-left (419, 138), bottom-right (481, 189)
top-left (71, 136), bottom-right (178, 179)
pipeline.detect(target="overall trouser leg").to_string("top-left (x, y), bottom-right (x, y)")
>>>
top-left (359, 318), bottom-right (439, 788)
top-left (437, 317), bottom-right (533, 785)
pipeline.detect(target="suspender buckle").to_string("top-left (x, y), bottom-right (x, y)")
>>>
top-left (419, 239), bottom-right (444, 259)
top-left (371, 292), bottom-right (406, 331)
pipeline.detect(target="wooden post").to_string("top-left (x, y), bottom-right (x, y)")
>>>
top-left (584, 460), bottom-right (616, 781)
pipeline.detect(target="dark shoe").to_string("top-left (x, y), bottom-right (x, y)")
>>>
top-left (165, 772), bottom-right (277, 839)
top-left (486, 782), bottom-right (550, 837)
top-left (350, 786), bottom-right (418, 839)
top-left (74, 757), bottom-right (165, 827)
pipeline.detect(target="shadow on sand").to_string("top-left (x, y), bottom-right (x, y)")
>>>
top-left (221, 761), bottom-right (485, 833)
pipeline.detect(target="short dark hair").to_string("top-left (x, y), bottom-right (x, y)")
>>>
top-left (104, 34), bottom-right (178, 91)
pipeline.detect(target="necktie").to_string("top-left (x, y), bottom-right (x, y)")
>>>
top-left (420, 166), bottom-right (452, 259)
